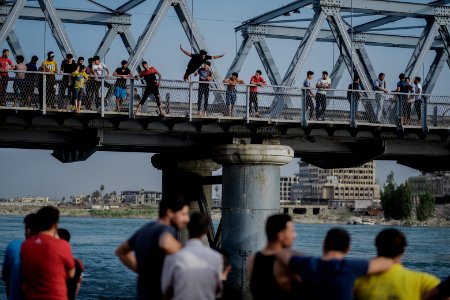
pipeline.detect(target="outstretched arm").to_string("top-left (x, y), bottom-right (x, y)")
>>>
top-left (180, 45), bottom-right (192, 57)
top-left (211, 53), bottom-right (225, 59)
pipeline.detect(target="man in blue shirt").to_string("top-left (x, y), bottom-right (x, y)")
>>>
top-left (277, 227), bottom-right (394, 300)
top-left (2, 214), bottom-right (39, 300)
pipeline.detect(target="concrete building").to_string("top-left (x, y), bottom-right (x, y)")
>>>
top-left (408, 172), bottom-right (450, 202)
top-left (280, 176), bottom-right (300, 204)
top-left (290, 161), bottom-right (381, 209)
top-left (121, 190), bottom-right (162, 205)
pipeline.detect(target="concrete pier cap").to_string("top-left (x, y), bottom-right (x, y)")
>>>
top-left (212, 143), bottom-right (294, 296)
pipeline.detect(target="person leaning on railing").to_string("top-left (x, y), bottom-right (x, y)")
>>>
top-left (40, 51), bottom-right (58, 109)
top-left (13, 55), bottom-right (26, 107)
top-left (223, 72), bottom-right (244, 117)
top-left (0, 49), bottom-right (14, 106)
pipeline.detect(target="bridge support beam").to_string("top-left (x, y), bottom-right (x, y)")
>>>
top-left (212, 143), bottom-right (293, 295)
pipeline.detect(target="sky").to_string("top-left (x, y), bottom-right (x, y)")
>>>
top-left (1, 0), bottom-right (443, 199)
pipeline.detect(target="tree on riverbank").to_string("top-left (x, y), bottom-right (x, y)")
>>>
top-left (416, 193), bottom-right (435, 221)
top-left (381, 172), bottom-right (413, 220)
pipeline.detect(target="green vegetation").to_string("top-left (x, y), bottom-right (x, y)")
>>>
top-left (416, 193), bottom-right (435, 221)
top-left (88, 208), bottom-right (158, 218)
top-left (381, 172), bottom-right (413, 220)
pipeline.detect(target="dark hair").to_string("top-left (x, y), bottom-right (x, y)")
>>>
top-left (307, 71), bottom-right (314, 76)
top-left (199, 49), bottom-right (208, 55)
top-left (232, 72), bottom-right (238, 77)
top-left (158, 197), bottom-right (189, 218)
top-left (23, 213), bottom-right (39, 235)
top-left (142, 61), bottom-right (148, 67)
top-left (79, 65), bottom-right (86, 71)
top-left (78, 56), bottom-right (84, 62)
top-left (37, 206), bottom-right (60, 231)
top-left (93, 55), bottom-right (100, 61)
top-left (204, 61), bottom-right (211, 66)
top-left (256, 70), bottom-right (262, 75)
top-left (31, 55), bottom-right (39, 63)
top-left (265, 214), bottom-right (292, 242)
top-left (187, 212), bottom-right (210, 238)
top-left (375, 228), bottom-right (407, 258)
top-left (66, 53), bottom-right (73, 59)
top-left (217, 249), bottom-right (231, 270)
top-left (379, 73), bottom-right (385, 78)
top-left (47, 51), bottom-right (54, 58)
top-left (399, 73), bottom-right (405, 80)
top-left (324, 228), bottom-right (350, 252)
top-left (88, 57), bottom-right (93, 63)
top-left (353, 75), bottom-right (360, 82)
top-left (121, 60), bottom-right (128, 65)
top-left (322, 71), bottom-right (328, 75)
top-left (58, 228), bottom-right (71, 242)
top-left (2, 49), bottom-right (9, 54)
top-left (415, 76), bottom-right (421, 82)
top-left (16, 55), bottom-right (24, 63)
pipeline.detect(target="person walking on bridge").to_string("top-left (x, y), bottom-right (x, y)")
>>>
top-left (134, 61), bottom-right (165, 117)
top-left (116, 198), bottom-right (190, 300)
top-left (180, 45), bottom-right (224, 81)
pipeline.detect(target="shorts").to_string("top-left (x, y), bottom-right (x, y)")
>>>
top-left (226, 90), bottom-right (237, 106)
top-left (72, 88), bottom-right (85, 100)
top-left (114, 87), bottom-right (127, 100)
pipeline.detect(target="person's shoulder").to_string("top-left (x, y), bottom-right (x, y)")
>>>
top-left (6, 239), bottom-right (22, 252)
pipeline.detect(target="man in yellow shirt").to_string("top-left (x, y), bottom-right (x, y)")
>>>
top-left (40, 51), bottom-right (58, 108)
top-left (354, 228), bottom-right (440, 300)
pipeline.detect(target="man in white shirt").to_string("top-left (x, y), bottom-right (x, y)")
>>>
top-left (161, 212), bottom-right (223, 300)
top-left (413, 76), bottom-right (423, 125)
top-left (373, 73), bottom-right (388, 122)
top-left (91, 55), bottom-right (112, 109)
top-left (316, 71), bottom-right (331, 121)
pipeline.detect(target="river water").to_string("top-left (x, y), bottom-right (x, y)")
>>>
top-left (1, 215), bottom-right (450, 299)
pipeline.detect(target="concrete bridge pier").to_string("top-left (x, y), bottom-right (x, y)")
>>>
top-left (212, 143), bottom-right (293, 295)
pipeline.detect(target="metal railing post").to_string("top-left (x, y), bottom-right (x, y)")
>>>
top-left (397, 95), bottom-right (402, 127)
top-left (301, 89), bottom-right (307, 127)
top-left (350, 93), bottom-right (356, 128)
top-left (129, 78), bottom-right (134, 118)
top-left (42, 73), bottom-right (46, 114)
top-left (246, 85), bottom-right (250, 123)
top-left (188, 81), bottom-right (193, 121)
top-left (100, 77), bottom-right (105, 117)
top-left (422, 95), bottom-right (428, 132)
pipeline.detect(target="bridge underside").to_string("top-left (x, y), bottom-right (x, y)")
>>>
top-left (1, 110), bottom-right (449, 172)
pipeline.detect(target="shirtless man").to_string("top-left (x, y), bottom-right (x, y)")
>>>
top-left (223, 72), bottom-right (244, 116)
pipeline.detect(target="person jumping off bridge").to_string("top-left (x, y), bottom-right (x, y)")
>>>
top-left (179, 45), bottom-right (224, 81)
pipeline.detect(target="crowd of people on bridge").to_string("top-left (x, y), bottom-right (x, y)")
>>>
top-left (0, 46), bottom-right (426, 122)
top-left (3, 200), bottom-right (450, 300)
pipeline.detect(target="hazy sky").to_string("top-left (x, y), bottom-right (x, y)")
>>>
top-left (1, 0), bottom-right (440, 199)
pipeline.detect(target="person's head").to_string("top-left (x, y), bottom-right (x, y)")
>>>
top-left (217, 249), bottom-right (232, 280)
top-left (2, 49), bottom-right (9, 57)
top-left (265, 214), bottom-right (296, 248)
top-left (199, 49), bottom-right (208, 59)
top-left (66, 53), bottom-right (73, 61)
top-left (231, 72), bottom-right (238, 78)
top-left (93, 55), bottom-right (100, 64)
top-left (121, 60), bottom-right (128, 68)
top-left (88, 57), bottom-right (93, 66)
top-left (322, 71), bottom-right (328, 79)
top-left (414, 76), bottom-right (421, 84)
top-left (37, 206), bottom-right (60, 232)
top-left (77, 56), bottom-right (84, 65)
top-left (204, 61), bottom-right (211, 69)
top-left (58, 228), bottom-right (71, 242)
top-left (323, 228), bottom-right (351, 254)
top-left (405, 77), bottom-right (410, 83)
top-left (16, 55), bottom-right (24, 64)
top-left (47, 51), bottom-right (54, 61)
top-left (307, 71), bottom-right (314, 79)
top-left (399, 73), bottom-right (405, 80)
top-left (375, 228), bottom-right (407, 259)
top-left (23, 213), bottom-right (39, 238)
top-left (255, 70), bottom-right (262, 78)
top-left (31, 55), bottom-right (39, 63)
top-left (187, 212), bottom-right (209, 239)
top-left (378, 73), bottom-right (385, 80)
top-left (79, 64), bottom-right (86, 72)
top-left (142, 61), bottom-right (148, 69)
top-left (159, 198), bottom-right (190, 230)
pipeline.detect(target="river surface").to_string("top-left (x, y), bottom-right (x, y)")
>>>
top-left (1, 215), bottom-right (450, 299)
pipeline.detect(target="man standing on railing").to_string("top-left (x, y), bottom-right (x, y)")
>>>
top-left (374, 73), bottom-right (389, 123)
top-left (223, 72), bottom-right (244, 117)
top-left (0, 49), bottom-right (14, 106)
top-left (40, 51), bottom-right (58, 109)
top-left (180, 45), bottom-right (224, 81)
top-left (195, 61), bottom-right (213, 116)
top-left (250, 70), bottom-right (267, 117)
top-left (59, 54), bottom-right (78, 109)
top-left (303, 71), bottom-right (315, 120)
top-left (316, 71), bottom-right (331, 121)
top-left (113, 60), bottom-right (132, 112)
top-left (134, 61), bottom-right (165, 117)
top-left (413, 77), bottom-right (423, 125)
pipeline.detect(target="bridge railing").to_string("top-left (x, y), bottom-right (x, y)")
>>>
top-left (1, 70), bottom-right (449, 130)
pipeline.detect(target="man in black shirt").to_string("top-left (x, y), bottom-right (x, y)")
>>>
top-left (113, 60), bottom-right (132, 111)
top-left (179, 45), bottom-right (224, 81)
top-left (134, 61), bottom-right (164, 117)
top-left (59, 53), bottom-right (78, 108)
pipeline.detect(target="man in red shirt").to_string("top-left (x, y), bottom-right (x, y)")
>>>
top-left (21, 206), bottom-right (75, 300)
top-left (249, 70), bottom-right (267, 117)
top-left (0, 49), bottom-right (14, 106)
